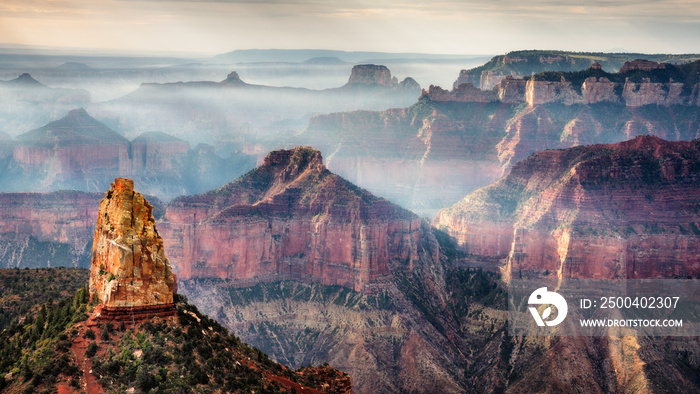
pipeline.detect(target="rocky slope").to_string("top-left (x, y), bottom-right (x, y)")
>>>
top-left (179, 271), bottom-right (505, 394)
top-left (434, 135), bottom-right (700, 279)
top-left (295, 95), bottom-right (700, 217)
top-left (0, 108), bottom-right (256, 200)
top-left (0, 267), bottom-right (89, 330)
top-left (161, 147), bottom-right (426, 292)
top-left (0, 276), bottom-right (351, 393)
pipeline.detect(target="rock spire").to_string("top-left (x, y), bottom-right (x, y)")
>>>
top-left (89, 178), bottom-right (175, 318)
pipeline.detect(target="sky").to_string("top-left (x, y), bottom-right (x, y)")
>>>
top-left (1, 0), bottom-right (700, 56)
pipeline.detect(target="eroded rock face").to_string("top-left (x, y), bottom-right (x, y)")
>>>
top-left (435, 136), bottom-right (700, 279)
top-left (161, 147), bottom-right (427, 292)
top-left (0, 191), bottom-right (102, 268)
top-left (421, 83), bottom-right (497, 103)
top-left (622, 80), bottom-right (686, 106)
top-left (346, 64), bottom-right (396, 87)
top-left (89, 178), bottom-right (175, 307)
top-left (619, 59), bottom-right (665, 73)
top-left (525, 79), bottom-right (585, 106)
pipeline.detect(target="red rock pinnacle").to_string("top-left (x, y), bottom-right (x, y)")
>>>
top-left (89, 178), bottom-right (175, 316)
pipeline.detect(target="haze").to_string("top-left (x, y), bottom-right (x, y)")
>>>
top-left (2, 0), bottom-right (700, 55)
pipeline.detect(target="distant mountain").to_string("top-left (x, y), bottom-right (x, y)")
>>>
top-left (92, 64), bottom-right (422, 144)
top-left (54, 62), bottom-right (94, 71)
top-left (1, 108), bottom-right (256, 200)
top-left (213, 48), bottom-right (480, 63)
top-left (2, 72), bottom-right (46, 88)
top-left (304, 56), bottom-right (349, 65)
top-left (17, 108), bottom-right (128, 146)
top-left (295, 69), bottom-right (700, 217)
top-left (425, 59), bottom-right (700, 107)
top-left (455, 49), bottom-right (700, 90)
top-left (0, 73), bottom-right (91, 136)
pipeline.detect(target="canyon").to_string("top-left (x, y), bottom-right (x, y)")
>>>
top-left (295, 90), bottom-right (700, 216)
top-left (434, 135), bottom-right (700, 280)
top-left (1, 141), bottom-right (699, 392)
top-left (2, 49), bottom-right (700, 393)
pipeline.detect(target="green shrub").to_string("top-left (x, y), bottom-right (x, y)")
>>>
top-left (86, 341), bottom-right (98, 358)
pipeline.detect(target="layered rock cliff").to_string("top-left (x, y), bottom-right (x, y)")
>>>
top-left (435, 135), bottom-right (700, 279)
top-left (296, 94), bottom-right (700, 216)
top-left (454, 50), bottom-right (700, 90)
top-left (0, 191), bottom-right (102, 268)
top-left (346, 64), bottom-right (397, 87)
top-left (161, 147), bottom-right (427, 292)
top-left (438, 60), bottom-right (700, 107)
top-left (344, 64), bottom-right (418, 90)
top-left (90, 178), bottom-right (175, 309)
top-left (130, 131), bottom-right (189, 172)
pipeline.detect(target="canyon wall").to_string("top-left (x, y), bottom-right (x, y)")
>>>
top-left (0, 188), bottom-right (167, 269)
top-left (130, 131), bottom-right (189, 172)
top-left (454, 50), bottom-right (699, 90)
top-left (440, 60), bottom-right (700, 107)
top-left (435, 135), bottom-right (700, 279)
top-left (298, 94), bottom-right (700, 216)
top-left (421, 83), bottom-right (497, 103)
top-left (0, 191), bottom-right (102, 268)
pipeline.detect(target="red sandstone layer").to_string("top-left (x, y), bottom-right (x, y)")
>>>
top-left (435, 135), bottom-right (700, 279)
top-left (94, 304), bottom-right (176, 322)
top-left (90, 178), bottom-right (176, 308)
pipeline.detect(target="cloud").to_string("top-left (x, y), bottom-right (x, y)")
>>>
top-left (1, 0), bottom-right (699, 54)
